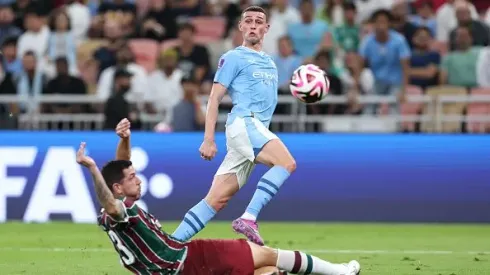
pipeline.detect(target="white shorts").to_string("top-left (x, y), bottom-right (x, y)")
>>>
top-left (215, 116), bottom-right (278, 188)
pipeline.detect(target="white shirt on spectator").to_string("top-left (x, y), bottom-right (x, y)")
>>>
top-left (435, 1), bottom-right (478, 42)
top-left (476, 47), bottom-right (490, 88)
top-left (17, 25), bottom-right (50, 59)
top-left (341, 68), bottom-right (375, 95)
top-left (263, 6), bottom-right (300, 55)
top-left (67, 1), bottom-right (91, 45)
top-left (354, 0), bottom-right (395, 24)
top-left (145, 69), bottom-right (184, 113)
top-left (96, 63), bottom-right (149, 102)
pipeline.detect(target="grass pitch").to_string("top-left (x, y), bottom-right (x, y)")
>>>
top-left (1, 222), bottom-right (489, 275)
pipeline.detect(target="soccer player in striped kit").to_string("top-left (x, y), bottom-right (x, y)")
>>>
top-left (75, 118), bottom-right (360, 275)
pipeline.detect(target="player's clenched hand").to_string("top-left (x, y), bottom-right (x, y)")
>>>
top-left (116, 118), bottom-right (131, 138)
top-left (199, 139), bottom-right (217, 161)
top-left (76, 142), bottom-right (97, 168)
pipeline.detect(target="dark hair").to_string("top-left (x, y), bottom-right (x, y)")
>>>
top-left (55, 56), bottom-right (68, 65)
top-left (101, 160), bottom-right (133, 191)
top-left (178, 22), bottom-right (196, 33)
top-left (48, 9), bottom-right (71, 31)
top-left (1, 36), bottom-right (17, 48)
top-left (315, 50), bottom-right (331, 63)
top-left (242, 5), bottom-right (268, 21)
top-left (299, 0), bottom-right (314, 7)
top-left (370, 9), bottom-right (393, 23)
top-left (343, 2), bottom-right (357, 11)
top-left (25, 6), bottom-right (41, 17)
top-left (23, 50), bottom-right (36, 58)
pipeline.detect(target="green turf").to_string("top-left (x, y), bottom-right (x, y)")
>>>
top-left (1, 222), bottom-right (489, 274)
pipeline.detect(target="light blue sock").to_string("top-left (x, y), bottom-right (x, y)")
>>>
top-left (172, 200), bottom-right (216, 241)
top-left (244, 165), bottom-right (290, 220)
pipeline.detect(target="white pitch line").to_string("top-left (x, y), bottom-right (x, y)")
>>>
top-left (0, 248), bottom-right (489, 255)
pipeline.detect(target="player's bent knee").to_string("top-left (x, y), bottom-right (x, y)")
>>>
top-left (284, 159), bottom-right (297, 174)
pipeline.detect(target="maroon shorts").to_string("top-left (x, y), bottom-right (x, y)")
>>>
top-left (181, 239), bottom-right (255, 275)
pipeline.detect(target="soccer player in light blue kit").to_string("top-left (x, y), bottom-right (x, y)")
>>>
top-left (172, 6), bottom-right (296, 245)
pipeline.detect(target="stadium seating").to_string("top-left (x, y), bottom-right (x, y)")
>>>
top-left (161, 39), bottom-right (180, 51)
top-left (401, 85), bottom-right (424, 132)
top-left (422, 86), bottom-right (467, 133)
top-left (128, 39), bottom-right (159, 73)
top-left (190, 17), bottom-right (226, 39)
top-left (467, 88), bottom-right (490, 133)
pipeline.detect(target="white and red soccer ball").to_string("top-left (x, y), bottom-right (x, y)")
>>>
top-left (289, 64), bottom-right (330, 104)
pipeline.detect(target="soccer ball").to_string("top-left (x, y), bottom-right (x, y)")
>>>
top-left (289, 64), bottom-right (330, 104)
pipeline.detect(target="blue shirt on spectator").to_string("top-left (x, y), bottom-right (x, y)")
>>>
top-left (410, 51), bottom-right (440, 89)
top-left (287, 20), bottom-right (329, 59)
top-left (273, 54), bottom-right (303, 88)
top-left (359, 30), bottom-right (411, 85)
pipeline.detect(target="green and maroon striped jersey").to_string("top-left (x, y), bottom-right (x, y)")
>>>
top-left (97, 197), bottom-right (188, 275)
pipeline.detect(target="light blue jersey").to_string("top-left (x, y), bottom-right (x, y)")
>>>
top-left (214, 46), bottom-right (278, 128)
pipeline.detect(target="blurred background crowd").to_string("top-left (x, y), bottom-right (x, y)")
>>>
top-left (0, 0), bottom-right (490, 133)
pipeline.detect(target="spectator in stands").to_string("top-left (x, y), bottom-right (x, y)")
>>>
top-left (145, 49), bottom-right (184, 115)
top-left (16, 7), bottom-right (49, 62)
top-left (274, 36), bottom-right (302, 93)
top-left (220, 0), bottom-right (249, 37)
top-left (171, 77), bottom-right (205, 132)
top-left (44, 57), bottom-right (86, 114)
top-left (263, 0), bottom-right (300, 55)
top-left (476, 46), bottom-right (490, 88)
top-left (334, 2), bottom-right (360, 53)
top-left (436, 0), bottom-right (478, 42)
top-left (46, 9), bottom-right (78, 78)
top-left (0, 5), bottom-right (21, 45)
top-left (448, 2), bottom-right (490, 51)
top-left (316, 0), bottom-right (344, 27)
top-left (1, 36), bottom-right (22, 76)
top-left (66, 0), bottom-right (91, 45)
top-left (97, 0), bottom-right (136, 36)
top-left (440, 25), bottom-right (481, 88)
top-left (17, 51), bottom-right (48, 103)
top-left (313, 50), bottom-right (343, 114)
top-left (173, 22), bottom-right (210, 84)
top-left (341, 52), bottom-right (374, 114)
top-left (391, 1), bottom-right (418, 48)
top-left (93, 20), bottom-right (126, 74)
top-left (103, 68), bottom-right (139, 130)
top-left (208, 23), bottom-right (243, 72)
top-left (409, 27), bottom-right (440, 90)
top-left (0, 60), bottom-right (16, 95)
top-left (96, 45), bottom-right (149, 103)
top-left (138, 0), bottom-right (177, 42)
top-left (0, 62), bottom-right (17, 129)
top-left (359, 9), bottom-right (410, 115)
top-left (288, 0), bottom-right (330, 60)
top-left (10, 0), bottom-right (32, 31)
top-left (409, 0), bottom-right (436, 36)
top-left (353, 0), bottom-right (394, 24)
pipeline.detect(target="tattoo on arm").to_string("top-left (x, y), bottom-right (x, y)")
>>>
top-left (90, 167), bottom-right (124, 220)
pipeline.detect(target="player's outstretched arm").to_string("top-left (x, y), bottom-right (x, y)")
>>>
top-left (76, 142), bottom-right (125, 219)
top-left (115, 118), bottom-right (131, 161)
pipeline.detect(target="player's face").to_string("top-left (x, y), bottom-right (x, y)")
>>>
top-left (239, 11), bottom-right (269, 45)
top-left (117, 166), bottom-right (142, 200)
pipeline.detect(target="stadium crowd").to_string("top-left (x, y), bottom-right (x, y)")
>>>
top-left (0, 0), bottom-right (490, 132)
